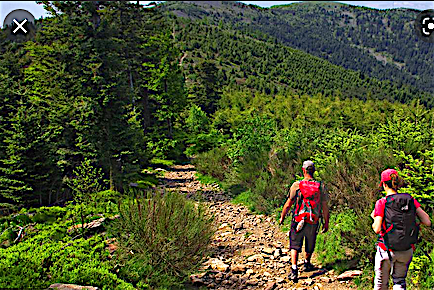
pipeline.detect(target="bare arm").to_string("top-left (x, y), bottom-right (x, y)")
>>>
top-left (279, 182), bottom-right (298, 225)
top-left (280, 197), bottom-right (295, 225)
top-left (372, 216), bottom-right (383, 234)
top-left (321, 199), bottom-right (329, 233)
top-left (416, 207), bottom-right (432, 227)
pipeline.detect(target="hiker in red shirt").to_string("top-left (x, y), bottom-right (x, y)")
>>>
top-left (279, 160), bottom-right (329, 282)
top-left (371, 169), bottom-right (431, 290)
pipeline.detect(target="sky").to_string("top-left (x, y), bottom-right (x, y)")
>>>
top-left (2, 1), bottom-right (434, 27)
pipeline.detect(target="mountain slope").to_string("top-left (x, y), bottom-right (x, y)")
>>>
top-left (161, 1), bottom-right (433, 94)
top-left (166, 11), bottom-right (433, 107)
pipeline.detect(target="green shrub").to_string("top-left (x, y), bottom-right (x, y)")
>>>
top-left (186, 104), bottom-right (209, 134)
top-left (396, 149), bottom-right (434, 216)
top-left (377, 112), bottom-right (432, 156)
top-left (353, 267), bottom-right (375, 289)
top-left (315, 211), bottom-right (360, 270)
top-left (110, 191), bottom-right (215, 289)
top-left (408, 242), bottom-right (434, 289)
top-left (184, 104), bottom-right (225, 156)
top-left (31, 206), bottom-right (68, 224)
top-left (65, 158), bottom-right (105, 205)
top-left (0, 224), bottom-right (134, 290)
top-left (195, 172), bottom-right (221, 186)
top-left (147, 137), bottom-right (183, 161)
top-left (92, 190), bottom-right (122, 215)
top-left (150, 157), bottom-right (175, 167)
top-left (232, 190), bottom-right (258, 212)
top-left (185, 129), bottom-right (224, 157)
top-left (226, 116), bottom-right (277, 167)
top-left (194, 145), bottom-right (230, 181)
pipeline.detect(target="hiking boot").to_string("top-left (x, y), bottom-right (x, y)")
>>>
top-left (288, 267), bottom-right (298, 282)
top-left (301, 261), bottom-right (315, 272)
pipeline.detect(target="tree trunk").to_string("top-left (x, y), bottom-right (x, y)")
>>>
top-left (109, 160), bottom-right (114, 191)
top-left (168, 118), bottom-right (173, 138)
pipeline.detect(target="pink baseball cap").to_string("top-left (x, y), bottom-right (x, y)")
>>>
top-left (380, 169), bottom-right (398, 187)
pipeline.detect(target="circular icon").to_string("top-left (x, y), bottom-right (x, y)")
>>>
top-left (414, 9), bottom-right (434, 43)
top-left (3, 9), bottom-right (36, 41)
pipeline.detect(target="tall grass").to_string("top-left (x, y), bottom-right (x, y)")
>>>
top-left (110, 190), bottom-right (215, 289)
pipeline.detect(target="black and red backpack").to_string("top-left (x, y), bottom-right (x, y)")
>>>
top-left (381, 193), bottom-right (419, 251)
top-left (294, 180), bottom-right (322, 224)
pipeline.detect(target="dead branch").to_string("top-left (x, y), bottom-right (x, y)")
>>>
top-left (12, 223), bottom-right (35, 243)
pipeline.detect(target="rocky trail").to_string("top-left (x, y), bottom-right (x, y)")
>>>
top-left (159, 164), bottom-right (359, 290)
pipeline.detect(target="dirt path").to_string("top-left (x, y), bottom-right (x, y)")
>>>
top-left (159, 164), bottom-right (356, 290)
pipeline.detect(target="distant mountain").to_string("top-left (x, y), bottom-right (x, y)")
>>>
top-left (161, 1), bottom-right (433, 94)
top-left (157, 1), bottom-right (433, 108)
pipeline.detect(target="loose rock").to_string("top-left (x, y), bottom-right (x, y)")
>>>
top-left (264, 281), bottom-right (277, 290)
top-left (247, 254), bottom-right (263, 262)
top-left (246, 279), bottom-right (258, 286)
top-left (303, 278), bottom-right (314, 286)
top-left (274, 249), bottom-right (281, 257)
top-left (262, 247), bottom-right (274, 255)
top-left (210, 258), bottom-right (230, 272)
top-left (337, 270), bottom-right (363, 280)
top-left (320, 277), bottom-right (332, 283)
top-left (232, 264), bottom-right (246, 273)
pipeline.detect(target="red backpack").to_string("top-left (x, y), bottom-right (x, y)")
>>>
top-left (294, 180), bottom-right (322, 224)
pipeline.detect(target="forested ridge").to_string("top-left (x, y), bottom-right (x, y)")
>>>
top-left (162, 1), bottom-right (434, 94)
top-left (169, 16), bottom-right (433, 109)
top-left (0, 1), bottom-right (434, 289)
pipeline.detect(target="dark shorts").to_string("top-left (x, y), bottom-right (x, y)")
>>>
top-left (290, 221), bottom-right (319, 253)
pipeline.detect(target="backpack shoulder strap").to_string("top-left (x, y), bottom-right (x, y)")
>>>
top-left (382, 196), bottom-right (394, 262)
top-left (291, 180), bottom-right (303, 219)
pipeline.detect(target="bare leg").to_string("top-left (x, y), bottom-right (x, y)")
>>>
top-left (291, 249), bottom-right (299, 267)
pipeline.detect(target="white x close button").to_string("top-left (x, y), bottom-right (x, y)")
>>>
top-left (13, 18), bottom-right (27, 34)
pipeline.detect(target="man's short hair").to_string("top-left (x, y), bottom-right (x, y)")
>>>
top-left (302, 160), bottom-right (315, 176)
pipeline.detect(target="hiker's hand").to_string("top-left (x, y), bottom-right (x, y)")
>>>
top-left (371, 210), bottom-right (375, 219)
top-left (322, 223), bottom-right (329, 233)
top-left (279, 218), bottom-right (284, 225)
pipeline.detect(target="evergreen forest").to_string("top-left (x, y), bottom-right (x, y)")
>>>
top-left (0, 1), bottom-right (433, 289)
